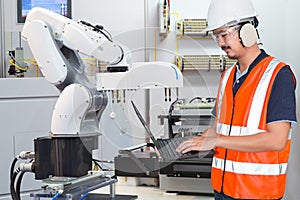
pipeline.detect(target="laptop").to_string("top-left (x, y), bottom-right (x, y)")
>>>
top-left (131, 101), bottom-right (214, 162)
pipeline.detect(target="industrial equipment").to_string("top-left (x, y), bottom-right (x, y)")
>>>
top-left (176, 54), bottom-right (236, 71)
top-left (158, 0), bottom-right (170, 39)
top-left (11, 7), bottom-right (183, 199)
top-left (157, 98), bottom-right (216, 194)
top-left (176, 19), bottom-right (208, 37)
top-left (8, 48), bottom-right (27, 77)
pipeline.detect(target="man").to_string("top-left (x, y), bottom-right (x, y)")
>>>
top-left (176, 0), bottom-right (297, 199)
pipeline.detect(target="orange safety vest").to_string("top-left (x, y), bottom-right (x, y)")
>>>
top-left (212, 56), bottom-right (294, 199)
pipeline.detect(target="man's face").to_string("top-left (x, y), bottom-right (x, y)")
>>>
top-left (212, 25), bottom-right (244, 59)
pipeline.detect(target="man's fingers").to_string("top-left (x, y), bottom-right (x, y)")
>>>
top-left (176, 139), bottom-right (192, 152)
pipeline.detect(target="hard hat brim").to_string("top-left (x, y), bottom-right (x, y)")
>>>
top-left (202, 16), bottom-right (258, 33)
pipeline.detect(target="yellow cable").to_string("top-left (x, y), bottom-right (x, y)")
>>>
top-left (35, 63), bottom-right (39, 77)
top-left (93, 164), bottom-right (99, 171)
top-left (9, 59), bottom-right (28, 71)
top-left (24, 58), bottom-right (37, 63)
top-left (86, 62), bottom-right (96, 66)
top-left (176, 56), bottom-right (181, 69)
top-left (82, 57), bottom-right (96, 61)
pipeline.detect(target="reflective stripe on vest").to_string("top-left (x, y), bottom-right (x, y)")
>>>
top-left (212, 157), bottom-right (288, 175)
top-left (247, 59), bottom-right (281, 128)
top-left (217, 66), bottom-right (235, 119)
top-left (217, 123), bottom-right (292, 139)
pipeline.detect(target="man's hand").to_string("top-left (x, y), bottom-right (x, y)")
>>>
top-left (176, 126), bottom-right (219, 154)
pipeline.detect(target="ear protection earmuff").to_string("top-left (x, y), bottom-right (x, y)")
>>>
top-left (239, 23), bottom-right (259, 47)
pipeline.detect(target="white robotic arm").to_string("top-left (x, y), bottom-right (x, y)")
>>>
top-left (21, 7), bottom-right (130, 136)
top-left (22, 7), bottom-right (129, 86)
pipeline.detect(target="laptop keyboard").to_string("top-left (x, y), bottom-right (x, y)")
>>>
top-left (157, 137), bottom-right (208, 161)
top-left (156, 136), bottom-right (214, 161)
top-left (157, 137), bottom-right (186, 161)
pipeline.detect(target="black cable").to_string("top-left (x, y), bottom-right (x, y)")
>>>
top-left (92, 158), bottom-right (114, 171)
top-left (167, 99), bottom-right (180, 138)
top-left (10, 157), bottom-right (20, 200)
top-left (92, 159), bottom-right (103, 170)
top-left (16, 171), bottom-right (25, 200)
top-left (189, 97), bottom-right (216, 103)
top-left (92, 158), bottom-right (114, 164)
top-left (79, 20), bottom-right (112, 42)
top-left (10, 153), bottom-right (35, 200)
top-left (16, 161), bottom-right (35, 200)
top-left (79, 20), bottom-right (124, 65)
top-left (95, 25), bottom-right (112, 40)
top-left (10, 158), bottom-right (18, 180)
top-left (10, 170), bottom-right (20, 200)
top-left (110, 44), bottom-right (124, 65)
top-left (189, 97), bottom-right (202, 103)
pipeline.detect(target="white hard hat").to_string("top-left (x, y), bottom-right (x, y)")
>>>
top-left (203, 0), bottom-right (258, 32)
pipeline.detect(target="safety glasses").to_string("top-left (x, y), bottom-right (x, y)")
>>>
top-left (211, 25), bottom-right (241, 43)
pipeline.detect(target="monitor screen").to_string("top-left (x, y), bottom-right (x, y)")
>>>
top-left (17, 0), bottom-right (72, 23)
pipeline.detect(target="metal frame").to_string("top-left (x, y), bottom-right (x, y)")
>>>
top-left (30, 173), bottom-right (117, 200)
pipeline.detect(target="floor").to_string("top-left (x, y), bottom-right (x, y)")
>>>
top-left (93, 177), bottom-right (215, 200)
